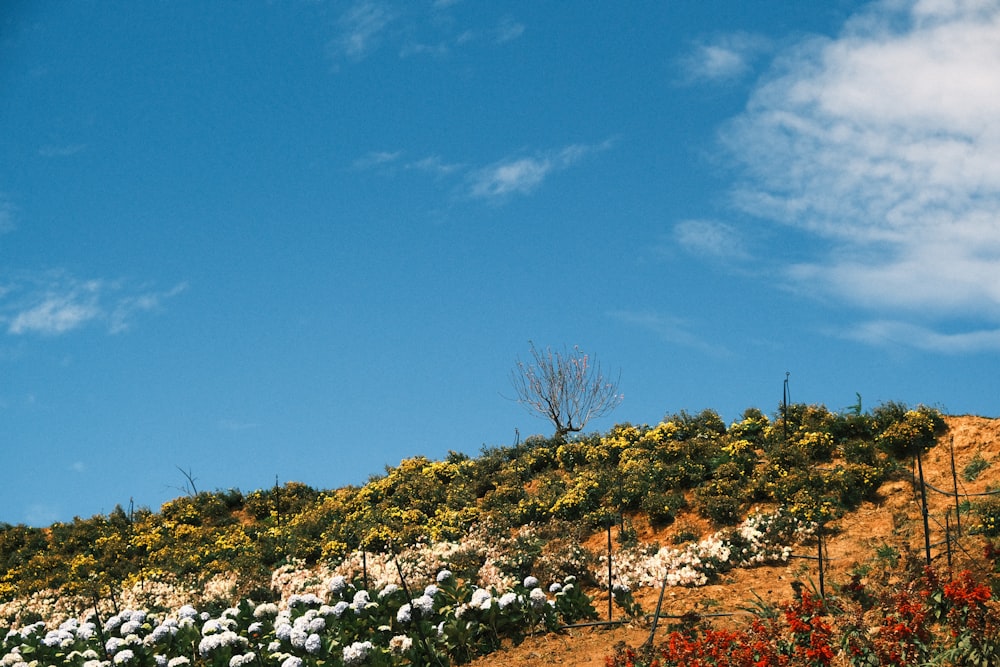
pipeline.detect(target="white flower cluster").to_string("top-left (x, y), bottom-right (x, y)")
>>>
top-left (342, 640), bottom-right (373, 666)
top-left (596, 510), bottom-right (811, 589)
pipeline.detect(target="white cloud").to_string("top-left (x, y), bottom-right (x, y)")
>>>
top-left (355, 141), bottom-right (610, 201)
top-left (679, 32), bottom-right (771, 83)
top-left (2, 273), bottom-right (186, 336)
top-left (469, 157), bottom-right (550, 198)
top-left (329, 3), bottom-right (523, 63)
top-left (721, 0), bottom-right (1000, 343)
top-left (468, 142), bottom-right (609, 200)
top-left (846, 319), bottom-right (1000, 353)
top-left (495, 17), bottom-right (525, 44)
top-left (38, 143), bottom-right (86, 158)
top-left (406, 155), bottom-right (464, 176)
top-left (674, 219), bottom-right (749, 260)
top-left (352, 150), bottom-right (403, 170)
top-left (333, 1), bottom-right (396, 61)
top-left (610, 309), bottom-right (729, 357)
top-left (8, 281), bottom-right (102, 335)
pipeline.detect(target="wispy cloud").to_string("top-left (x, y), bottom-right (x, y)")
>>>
top-left (468, 142), bottom-right (610, 200)
top-left (679, 32), bottom-right (771, 83)
top-left (406, 155), bottom-right (464, 177)
top-left (0, 195), bottom-right (16, 234)
top-left (352, 150), bottom-right (403, 170)
top-left (332, 1), bottom-right (397, 61)
top-left (846, 320), bottom-right (1000, 354)
top-left (355, 140), bottom-right (611, 202)
top-left (719, 1), bottom-right (1000, 350)
top-left (38, 143), bottom-right (87, 158)
top-left (329, 2), bottom-right (524, 63)
top-left (495, 17), bottom-right (525, 44)
top-left (610, 309), bottom-right (729, 357)
top-left (352, 150), bottom-right (463, 177)
top-left (1, 272), bottom-right (186, 336)
top-left (673, 219), bottom-right (749, 260)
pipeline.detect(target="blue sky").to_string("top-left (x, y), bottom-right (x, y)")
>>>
top-left (3, 0), bottom-right (1000, 526)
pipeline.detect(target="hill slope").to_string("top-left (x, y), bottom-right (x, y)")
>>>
top-left (468, 415), bottom-right (1000, 666)
top-left (3, 409), bottom-right (1000, 666)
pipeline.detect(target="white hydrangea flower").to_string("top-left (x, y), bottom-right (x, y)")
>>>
top-left (470, 588), bottom-right (492, 610)
top-left (289, 627), bottom-right (308, 649)
top-left (342, 640), bottom-right (373, 666)
top-left (229, 653), bottom-right (256, 667)
top-left (412, 594), bottom-right (434, 616)
top-left (77, 622), bottom-right (97, 640)
top-left (113, 649), bottom-right (134, 665)
top-left (253, 603), bottom-right (278, 619)
top-left (328, 575), bottom-right (347, 594)
top-left (177, 605), bottom-right (198, 620)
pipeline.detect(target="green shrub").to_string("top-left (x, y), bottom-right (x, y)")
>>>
top-left (695, 478), bottom-right (742, 525)
top-left (876, 406), bottom-right (946, 460)
top-left (971, 498), bottom-right (1000, 537)
top-left (964, 453), bottom-right (991, 482)
top-left (641, 490), bottom-right (688, 526)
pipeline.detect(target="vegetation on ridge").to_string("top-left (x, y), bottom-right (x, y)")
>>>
top-left (0, 401), bottom-right (947, 617)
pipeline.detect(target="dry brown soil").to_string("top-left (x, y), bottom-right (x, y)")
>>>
top-left (468, 415), bottom-right (1000, 667)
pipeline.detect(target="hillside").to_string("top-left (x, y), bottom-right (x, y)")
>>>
top-left (3, 406), bottom-right (1000, 666)
top-left (467, 414), bottom-right (1000, 666)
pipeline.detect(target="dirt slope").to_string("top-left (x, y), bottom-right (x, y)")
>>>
top-left (469, 415), bottom-right (1000, 666)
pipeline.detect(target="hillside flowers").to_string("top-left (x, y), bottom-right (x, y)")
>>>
top-left (0, 569), bottom-right (596, 667)
top-left (597, 510), bottom-right (813, 590)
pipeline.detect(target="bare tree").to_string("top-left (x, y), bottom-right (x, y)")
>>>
top-left (510, 342), bottom-right (623, 441)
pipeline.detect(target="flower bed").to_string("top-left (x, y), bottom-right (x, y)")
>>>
top-left (0, 571), bottom-right (596, 667)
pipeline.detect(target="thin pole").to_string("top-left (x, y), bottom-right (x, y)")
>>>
top-left (817, 524), bottom-right (825, 599)
top-left (917, 450), bottom-right (933, 567)
top-left (945, 514), bottom-right (953, 573)
top-left (782, 372), bottom-right (790, 438)
top-left (643, 579), bottom-right (669, 649)
top-left (393, 551), bottom-right (442, 667)
top-left (607, 521), bottom-right (613, 622)
top-left (950, 437), bottom-right (962, 537)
